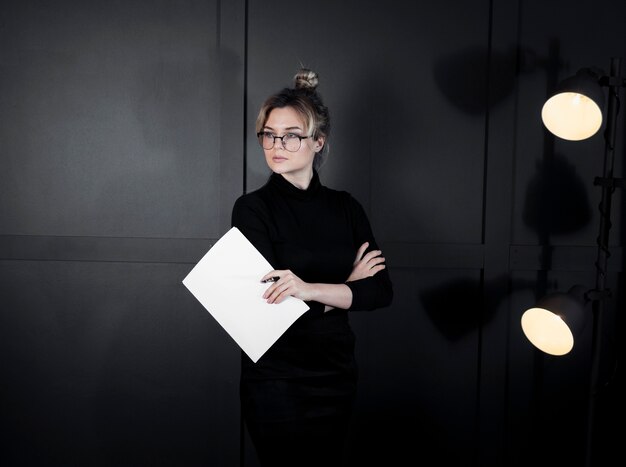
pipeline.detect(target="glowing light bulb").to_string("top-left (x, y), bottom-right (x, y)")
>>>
top-left (541, 91), bottom-right (602, 141)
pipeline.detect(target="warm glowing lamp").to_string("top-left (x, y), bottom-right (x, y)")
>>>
top-left (541, 68), bottom-right (605, 141)
top-left (521, 286), bottom-right (587, 356)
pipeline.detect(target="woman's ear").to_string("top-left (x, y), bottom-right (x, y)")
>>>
top-left (315, 136), bottom-right (326, 153)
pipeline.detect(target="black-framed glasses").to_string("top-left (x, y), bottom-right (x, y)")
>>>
top-left (257, 131), bottom-right (310, 152)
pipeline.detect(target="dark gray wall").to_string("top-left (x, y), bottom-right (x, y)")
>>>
top-left (1, 1), bottom-right (243, 466)
top-left (1, 1), bottom-right (624, 466)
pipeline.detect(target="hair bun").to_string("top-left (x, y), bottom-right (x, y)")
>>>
top-left (294, 68), bottom-right (319, 90)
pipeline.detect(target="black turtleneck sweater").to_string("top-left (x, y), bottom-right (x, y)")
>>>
top-left (231, 171), bottom-right (393, 384)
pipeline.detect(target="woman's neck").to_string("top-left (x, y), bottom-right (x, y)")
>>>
top-left (281, 169), bottom-right (313, 190)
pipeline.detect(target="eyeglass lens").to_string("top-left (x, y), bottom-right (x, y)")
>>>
top-left (258, 132), bottom-right (304, 152)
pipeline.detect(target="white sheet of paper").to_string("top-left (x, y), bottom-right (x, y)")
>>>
top-left (182, 226), bottom-right (309, 363)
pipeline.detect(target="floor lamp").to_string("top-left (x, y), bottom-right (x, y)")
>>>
top-left (520, 57), bottom-right (625, 467)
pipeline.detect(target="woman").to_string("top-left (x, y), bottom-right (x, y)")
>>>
top-left (231, 68), bottom-right (393, 467)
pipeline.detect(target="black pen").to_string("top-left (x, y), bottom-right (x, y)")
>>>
top-left (261, 276), bottom-right (280, 283)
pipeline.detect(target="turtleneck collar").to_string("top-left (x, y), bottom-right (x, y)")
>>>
top-left (268, 170), bottom-right (322, 201)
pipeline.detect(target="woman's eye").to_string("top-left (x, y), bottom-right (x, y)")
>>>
top-left (284, 133), bottom-right (299, 140)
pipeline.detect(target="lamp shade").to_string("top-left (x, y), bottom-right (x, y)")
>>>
top-left (521, 286), bottom-right (587, 356)
top-left (541, 68), bottom-right (605, 141)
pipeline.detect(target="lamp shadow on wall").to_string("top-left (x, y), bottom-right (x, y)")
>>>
top-left (523, 154), bottom-right (592, 237)
top-left (432, 44), bottom-right (555, 115)
top-left (432, 45), bottom-right (518, 115)
top-left (418, 275), bottom-right (536, 341)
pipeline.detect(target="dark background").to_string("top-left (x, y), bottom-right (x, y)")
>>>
top-left (1, 1), bottom-right (624, 466)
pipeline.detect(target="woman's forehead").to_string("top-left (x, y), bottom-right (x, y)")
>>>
top-left (265, 107), bottom-right (306, 129)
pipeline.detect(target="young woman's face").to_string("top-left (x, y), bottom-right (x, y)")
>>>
top-left (260, 106), bottom-right (324, 183)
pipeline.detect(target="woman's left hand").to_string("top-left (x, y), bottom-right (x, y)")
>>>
top-left (261, 270), bottom-right (312, 304)
top-left (346, 242), bottom-right (386, 282)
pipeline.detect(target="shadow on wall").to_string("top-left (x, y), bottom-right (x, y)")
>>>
top-left (432, 43), bottom-right (567, 115)
top-left (523, 154), bottom-right (592, 236)
top-left (432, 45), bottom-right (518, 115)
top-left (418, 275), bottom-right (541, 341)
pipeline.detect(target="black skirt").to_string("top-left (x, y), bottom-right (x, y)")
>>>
top-left (241, 311), bottom-right (358, 467)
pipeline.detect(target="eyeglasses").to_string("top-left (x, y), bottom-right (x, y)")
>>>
top-left (257, 131), bottom-right (310, 152)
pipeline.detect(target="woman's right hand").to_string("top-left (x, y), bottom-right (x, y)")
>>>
top-left (346, 242), bottom-right (386, 282)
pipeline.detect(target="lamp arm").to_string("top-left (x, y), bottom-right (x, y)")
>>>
top-left (594, 176), bottom-right (626, 189)
top-left (584, 288), bottom-right (612, 302)
top-left (585, 56), bottom-right (622, 467)
top-left (593, 57), bottom-right (621, 297)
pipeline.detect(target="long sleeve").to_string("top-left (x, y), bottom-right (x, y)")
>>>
top-left (231, 194), bottom-right (277, 267)
top-left (344, 195), bottom-right (393, 311)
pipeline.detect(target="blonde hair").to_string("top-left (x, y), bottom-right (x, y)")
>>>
top-left (256, 68), bottom-right (330, 170)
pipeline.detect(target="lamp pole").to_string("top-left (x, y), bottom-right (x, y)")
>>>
top-left (585, 56), bottom-right (623, 467)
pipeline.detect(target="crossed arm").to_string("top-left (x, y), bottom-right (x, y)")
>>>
top-left (260, 241), bottom-right (387, 311)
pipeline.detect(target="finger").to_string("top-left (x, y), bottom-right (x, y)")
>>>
top-left (361, 250), bottom-right (382, 262)
top-left (261, 270), bottom-right (283, 283)
top-left (273, 291), bottom-right (286, 304)
top-left (262, 284), bottom-right (276, 299)
top-left (367, 255), bottom-right (385, 267)
top-left (270, 288), bottom-right (291, 304)
top-left (266, 283), bottom-right (290, 303)
top-left (361, 264), bottom-right (386, 278)
top-left (262, 274), bottom-right (288, 299)
top-left (371, 264), bottom-right (386, 273)
top-left (354, 242), bottom-right (369, 263)
top-left (356, 252), bottom-right (382, 268)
